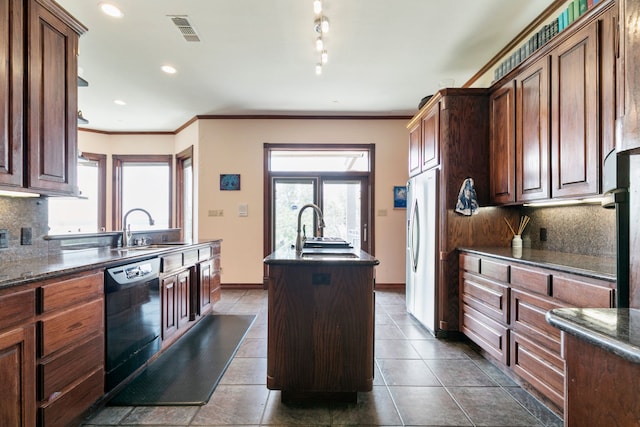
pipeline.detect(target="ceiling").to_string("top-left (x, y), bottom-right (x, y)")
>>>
top-left (56, 0), bottom-right (556, 133)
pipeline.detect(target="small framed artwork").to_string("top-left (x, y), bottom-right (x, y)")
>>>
top-left (220, 174), bottom-right (241, 191)
top-left (393, 186), bottom-right (407, 209)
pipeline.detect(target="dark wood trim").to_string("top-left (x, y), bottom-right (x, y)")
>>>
top-left (111, 154), bottom-right (173, 230)
top-left (374, 283), bottom-right (406, 290)
top-left (79, 152), bottom-right (107, 231)
top-left (175, 146), bottom-right (194, 241)
top-left (221, 283), bottom-right (264, 290)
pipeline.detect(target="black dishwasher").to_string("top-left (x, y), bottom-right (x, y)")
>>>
top-left (105, 258), bottom-right (161, 391)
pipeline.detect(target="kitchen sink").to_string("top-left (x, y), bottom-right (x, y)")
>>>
top-left (301, 252), bottom-right (359, 259)
top-left (303, 237), bottom-right (353, 249)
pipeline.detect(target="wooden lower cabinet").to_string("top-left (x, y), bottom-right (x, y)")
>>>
top-left (0, 324), bottom-right (36, 427)
top-left (162, 273), bottom-right (179, 340)
top-left (267, 263), bottom-right (375, 398)
top-left (37, 270), bottom-right (105, 427)
top-left (459, 251), bottom-right (615, 415)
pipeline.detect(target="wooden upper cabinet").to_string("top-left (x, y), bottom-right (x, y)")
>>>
top-left (551, 21), bottom-right (599, 199)
top-left (618, 0), bottom-right (640, 152)
top-left (516, 55), bottom-right (550, 202)
top-left (408, 121), bottom-right (421, 176)
top-left (27, 0), bottom-right (81, 195)
top-left (0, 0), bottom-right (24, 188)
top-left (490, 81), bottom-right (516, 204)
top-left (421, 102), bottom-right (440, 171)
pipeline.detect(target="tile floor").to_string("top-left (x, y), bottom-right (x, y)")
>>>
top-left (81, 288), bottom-right (564, 426)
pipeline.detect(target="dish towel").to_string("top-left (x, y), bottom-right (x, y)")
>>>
top-left (455, 178), bottom-right (479, 216)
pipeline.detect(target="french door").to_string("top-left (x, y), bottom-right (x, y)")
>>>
top-left (270, 175), bottom-right (370, 253)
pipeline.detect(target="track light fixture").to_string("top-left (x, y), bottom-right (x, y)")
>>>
top-left (313, 1), bottom-right (330, 75)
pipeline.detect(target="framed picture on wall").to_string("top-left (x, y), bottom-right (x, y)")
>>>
top-left (220, 174), bottom-right (241, 191)
top-left (393, 186), bottom-right (407, 209)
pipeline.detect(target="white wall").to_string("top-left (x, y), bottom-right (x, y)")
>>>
top-left (194, 118), bottom-right (408, 285)
top-left (78, 118), bottom-right (409, 286)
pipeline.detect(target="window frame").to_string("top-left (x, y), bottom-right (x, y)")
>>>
top-left (263, 143), bottom-right (375, 260)
top-left (176, 146), bottom-right (194, 242)
top-left (112, 154), bottom-right (173, 230)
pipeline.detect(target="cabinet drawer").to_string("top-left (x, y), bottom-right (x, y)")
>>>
top-left (0, 289), bottom-right (35, 329)
top-left (198, 246), bottom-right (212, 261)
top-left (39, 334), bottom-right (103, 401)
top-left (161, 252), bottom-right (183, 272)
top-left (461, 304), bottom-right (509, 365)
top-left (38, 368), bottom-right (103, 427)
top-left (461, 272), bottom-right (509, 324)
top-left (460, 253), bottom-right (480, 273)
top-left (552, 275), bottom-right (614, 307)
top-left (511, 290), bottom-right (562, 353)
top-left (183, 249), bottom-right (198, 266)
top-left (511, 331), bottom-right (564, 409)
top-left (480, 259), bottom-right (509, 282)
top-left (510, 265), bottom-right (550, 296)
top-left (39, 271), bottom-right (103, 313)
top-left (39, 298), bottom-right (103, 357)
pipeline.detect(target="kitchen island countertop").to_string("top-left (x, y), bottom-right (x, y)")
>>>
top-left (264, 246), bottom-right (379, 265)
top-left (546, 307), bottom-right (640, 364)
top-left (0, 239), bottom-right (221, 290)
top-left (458, 247), bottom-right (616, 281)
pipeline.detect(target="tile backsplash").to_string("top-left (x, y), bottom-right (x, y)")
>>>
top-left (522, 203), bottom-right (616, 257)
top-left (0, 196), bottom-right (49, 262)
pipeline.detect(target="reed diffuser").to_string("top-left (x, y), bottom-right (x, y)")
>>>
top-left (504, 215), bottom-right (530, 257)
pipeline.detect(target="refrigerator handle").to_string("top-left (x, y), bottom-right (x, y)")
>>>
top-left (363, 223), bottom-right (368, 242)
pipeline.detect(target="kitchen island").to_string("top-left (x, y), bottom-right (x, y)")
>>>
top-left (546, 308), bottom-right (640, 426)
top-left (264, 247), bottom-right (379, 403)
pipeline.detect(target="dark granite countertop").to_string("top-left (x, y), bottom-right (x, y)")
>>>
top-left (546, 308), bottom-right (640, 364)
top-left (458, 247), bottom-right (616, 281)
top-left (264, 247), bottom-right (379, 265)
top-left (0, 239), bottom-right (221, 290)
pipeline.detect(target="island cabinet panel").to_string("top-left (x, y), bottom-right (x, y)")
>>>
top-left (563, 333), bottom-right (640, 426)
top-left (267, 264), bottom-right (375, 397)
top-left (490, 81), bottom-right (516, 204)
top-left (550, 21), bottom-right (599, 199)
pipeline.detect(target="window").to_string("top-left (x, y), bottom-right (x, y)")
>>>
top-left (176, 147), bottom-right (194, 242)
top-left (47, 152), bottom-right (106, 234)
top-left (264, 144), bottom-right (374, 256)
top-left (113, 155), bottom-right (172, 231)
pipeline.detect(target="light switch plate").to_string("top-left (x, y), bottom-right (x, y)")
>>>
top-left (21, 227), bottom-right (32, 245)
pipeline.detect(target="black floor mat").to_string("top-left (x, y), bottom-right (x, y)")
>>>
top-left (108, 314), bottom-right (256, 406)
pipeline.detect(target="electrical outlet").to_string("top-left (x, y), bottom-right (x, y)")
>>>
top-left (208, 209), bottom-right (224, 217)
top-left (540, 227), bottom-right (547, 242)
top-left (21, 227), bottom-right (32, 245)
top-left (0, 229), bottom-right (8, 248)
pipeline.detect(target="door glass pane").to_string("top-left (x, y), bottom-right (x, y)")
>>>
top-left (271, 150), bottom-right (369, 172)
top-left (323, 181), bottom-right (361, 250)
top-left (48, 159), bottom-right (99, 234)
top-left (122, 162), bottom-right (170, 229)
top-left (273, 180), bottom-right (315, 250)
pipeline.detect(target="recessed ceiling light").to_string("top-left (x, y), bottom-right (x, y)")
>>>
top-left (114, 99), bottom-right (126, 105)
top-left (161, 65), bottom-right (177, 74)
top-left (99, 2), bottom-right (123, 18)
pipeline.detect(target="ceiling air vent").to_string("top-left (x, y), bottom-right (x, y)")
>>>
top-left (168, 15), bottom-right (201, 42)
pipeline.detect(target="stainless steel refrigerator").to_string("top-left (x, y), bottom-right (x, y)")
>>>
top-left (406, 168), bottom-right (438, 333)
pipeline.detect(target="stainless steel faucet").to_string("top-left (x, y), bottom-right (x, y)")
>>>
top-left (295, 203), bottom-right (325, 254)
top-left (122, 208), bottom-right (155, 247)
